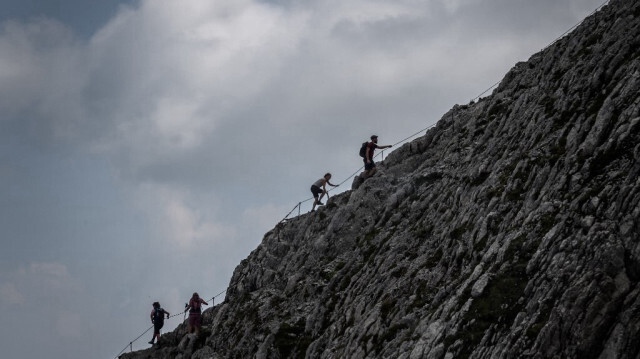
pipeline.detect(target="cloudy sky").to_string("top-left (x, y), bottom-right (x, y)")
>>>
top-left (0, 0), bottom-right (606, 358)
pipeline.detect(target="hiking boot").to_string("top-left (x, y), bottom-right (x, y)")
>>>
top-left (317, 201), bottom-right (324, 206)
top-left (148, 340), bottom-right (154, 345)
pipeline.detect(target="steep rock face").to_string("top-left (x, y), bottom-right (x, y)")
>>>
top-left (121, 0), bottom-right (640, 358)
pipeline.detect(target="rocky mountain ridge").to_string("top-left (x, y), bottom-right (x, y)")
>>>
top-left (121, 0), bottom-right (640, 358)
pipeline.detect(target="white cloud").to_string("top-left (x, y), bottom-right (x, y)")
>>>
top-left (87, 0), bottom-right (305, 149)
top-left (0, 263), bottom-right (95, 357)
top-left (55, 311), bottom-right (84, 339)
top-left (163, 195), bottom-right (232, 247)
top-left (149, 96), bottom-right (208, 150)
top-left (0, 262), bottom-right (79, 309)
top-left (437, 0), bottom-right (482, 14)
top-left (29, 261), bottom-right (70, 277)
top-left (0, 282), bottom-right (25, 306)
top-left (133, 183), bottom-right (236, 248)
top-left (0, 18), bottom-right (84, 137)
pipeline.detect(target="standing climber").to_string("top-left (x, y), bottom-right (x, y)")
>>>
top-left (186, 292), bottom-right (208, 336)
top-left (310, 173), bottom-right (338, 212)
top-left (149, 302), bottom-right (170, 345)
top-left (363, 135), bottom-right (392, 178)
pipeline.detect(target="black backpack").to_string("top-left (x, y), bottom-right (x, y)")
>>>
top-left (359, 142), bottom-right (368, 158)
top-left (153, 308), bottom-right (165, 324)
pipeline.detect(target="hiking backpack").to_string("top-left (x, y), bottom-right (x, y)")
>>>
top-left (153, 308), bottom-right (165, 324)
top-left (359, 142), bottom-right (368, 158)
top-left (189, 299), bottom-right (202, 313)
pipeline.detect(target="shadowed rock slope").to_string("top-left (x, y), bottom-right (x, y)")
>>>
top-left (122, 0), bottom-right (640, 358)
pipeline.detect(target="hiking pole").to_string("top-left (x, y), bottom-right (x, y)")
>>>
top-left (183, 303), bottom-right (188, 322)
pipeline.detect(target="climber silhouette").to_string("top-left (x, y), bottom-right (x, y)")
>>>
top-left (149, 302), bottom-right (170, 345)
top-left (311, 173), bottom-right (338, 212)
top-left (363, 135), bottom-right (392, 179)
top-left (186, 292), bottom-right (208, 336)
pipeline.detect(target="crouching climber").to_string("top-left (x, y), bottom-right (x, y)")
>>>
top-left (310, 173), bottom-right (338, 212)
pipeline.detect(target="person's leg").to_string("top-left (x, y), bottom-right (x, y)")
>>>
top-left (195, 315), bottom-right (201, 335)
top-left (156, 323), bottom-right (163, 341)
top-left (315, 188), bottom-right (325, 205)
top-left (149, 327), bottom-right (159, 344)
top-left (364, 161), bottom-right (375, 179)
top-left (187, 315), bottom-right (194, 333)
top-left (311, 186), bottom-right (322, 210)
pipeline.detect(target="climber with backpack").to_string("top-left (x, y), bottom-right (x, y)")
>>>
top-left (360, 135), bottom-right (392, 179)
top-left (310, 173), bottom-right (338, 212)
top-left (149, 302), bottom-right (170, 345)
top-left (185, 292), bottom-right (208, 336)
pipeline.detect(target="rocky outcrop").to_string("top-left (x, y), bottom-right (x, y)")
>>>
top-left (121, 0), bottom-right (640, 358)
